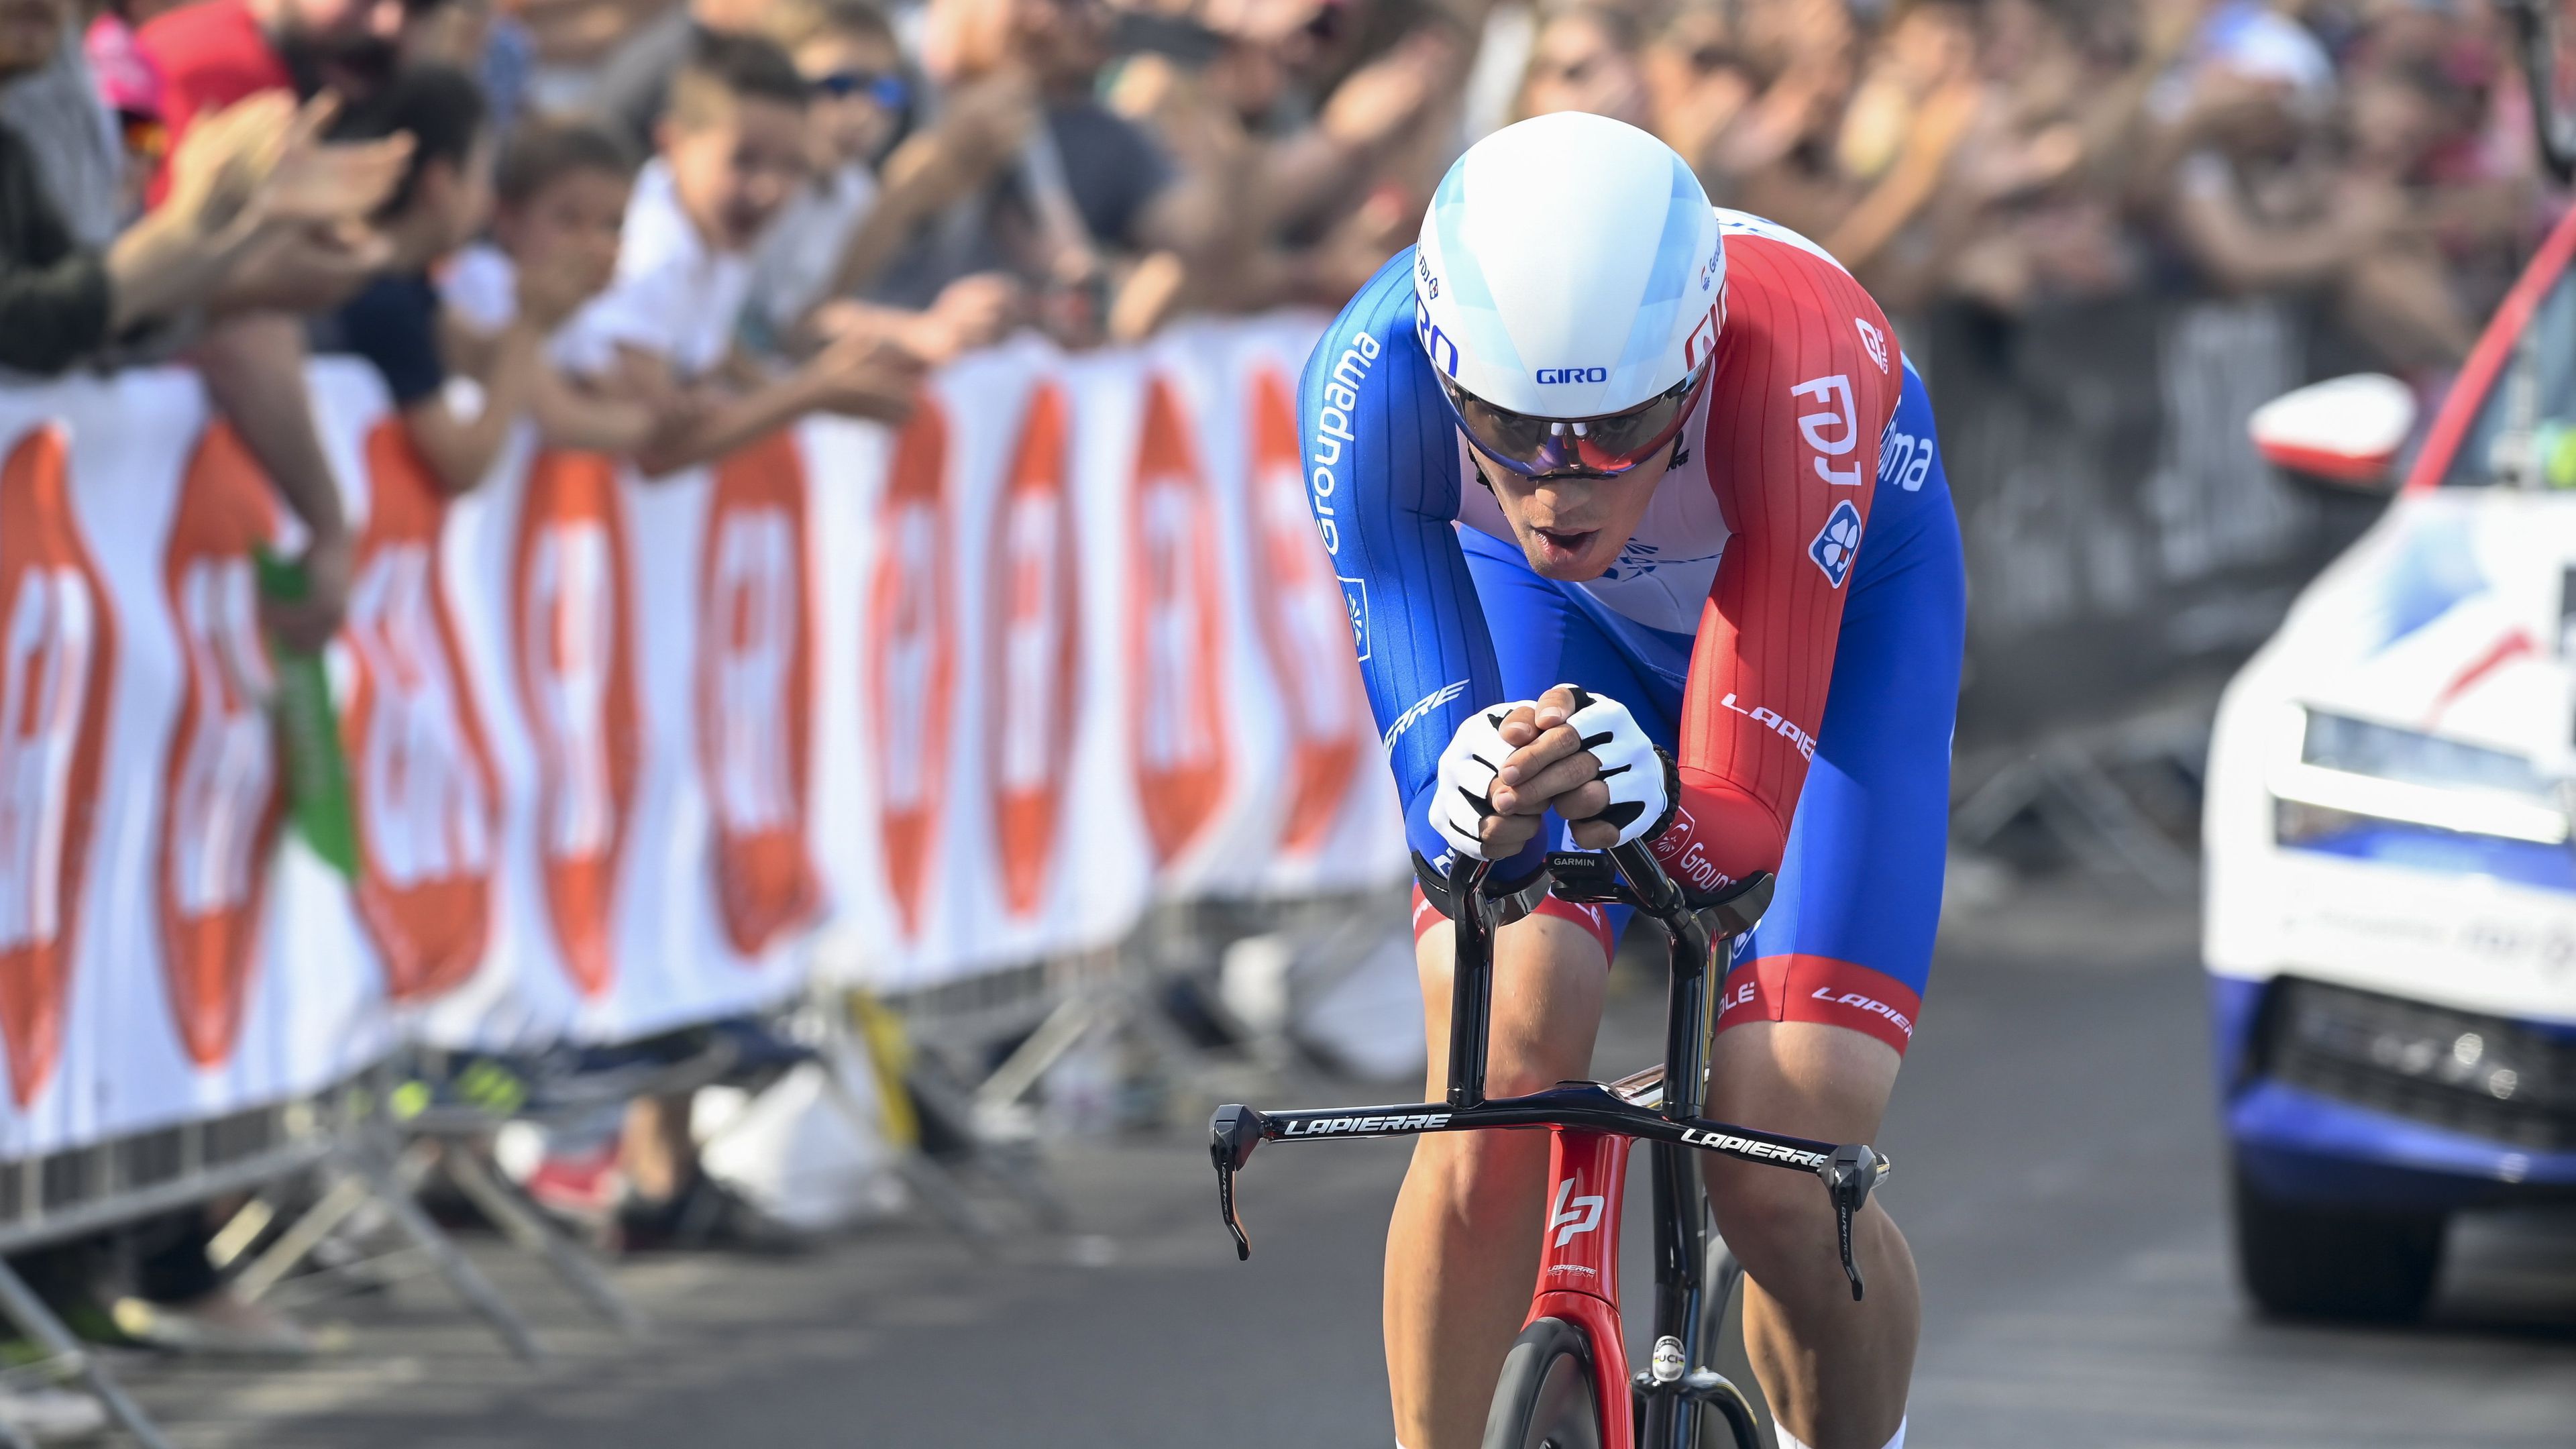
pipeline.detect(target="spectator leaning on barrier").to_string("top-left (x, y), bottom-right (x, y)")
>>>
top-left (441, 115), bottom-right (662, 450)
top-left (0, 0), bottom-right (400, 378)
top-left (1109, 0), bottom-right (1464, 315)
top-left (309, 62), bottom-right (578, 493)
top-left (137, 0), bottom-right (447, 649)
top-left (837, 0), bottom-right (1220, 344)
top-left (749, 0), bottom-right (1021, 364)
top-left (556, 28), bottom-right (918, 475)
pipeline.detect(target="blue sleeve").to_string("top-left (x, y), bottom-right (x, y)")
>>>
top-left (1299, 248), bottom-right (1542, 883)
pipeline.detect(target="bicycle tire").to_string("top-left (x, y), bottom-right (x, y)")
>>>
top-left (1482, 1317), bottom-right (1603, 1449)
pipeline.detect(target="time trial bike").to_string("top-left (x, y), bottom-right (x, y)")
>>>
top-left (1208, 843), bottom-right (1890, 1449)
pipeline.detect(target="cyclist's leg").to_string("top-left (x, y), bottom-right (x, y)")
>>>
top-left (1385, 530), bottom-right (1681, 1449)
top-left (1389, 912), bottom-right (1607, 1449)
top-left (1701, 372), bottom-right (1964, 1449)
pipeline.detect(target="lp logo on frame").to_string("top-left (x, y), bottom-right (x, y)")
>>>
top-left (1550, 1177), bottom-right (1605, 1247)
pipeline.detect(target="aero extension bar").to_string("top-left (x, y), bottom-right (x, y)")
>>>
top-left (1208, 843), bottom-right (1892, 1301)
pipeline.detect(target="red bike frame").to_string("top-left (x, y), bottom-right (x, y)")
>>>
top-left (1211, 844), bottom-right (1888, 1449)
top-left (1533, 1128), bottom-right (1639, 1448)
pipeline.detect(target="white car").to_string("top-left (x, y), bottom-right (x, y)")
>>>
top-left (2204, 204), bottom-right (2576, 1320)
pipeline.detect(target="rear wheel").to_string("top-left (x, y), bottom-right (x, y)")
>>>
top-left (1483, 1317), bottom-right (1602, 1449)
top-left (2231, 1167), bottom-right (2446, 1322)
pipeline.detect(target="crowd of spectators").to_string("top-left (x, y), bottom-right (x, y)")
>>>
top-left (0, 0), bottom-right (2561, 1436)
top-left (3, 0), bottom-right (2557, 508)
top-left (1494, 0), bottom-right (2554, 373)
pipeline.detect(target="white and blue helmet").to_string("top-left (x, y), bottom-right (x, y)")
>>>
top-left (1414, 112), bottom-right (1723, 478)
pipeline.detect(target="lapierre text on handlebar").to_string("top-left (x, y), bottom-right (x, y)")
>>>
top-left (1207, 843), bottom-right (1892, 1299)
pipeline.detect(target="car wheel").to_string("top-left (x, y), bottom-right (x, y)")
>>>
top-left (2231, 1166), bottom-right (2445, 1323)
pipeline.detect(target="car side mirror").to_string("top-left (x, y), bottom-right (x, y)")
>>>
top-left (2248, 374), bottom-right (2416, 494)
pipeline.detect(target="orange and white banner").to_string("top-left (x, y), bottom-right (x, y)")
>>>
top-left (0, 317), bottom-right (1401, 1155)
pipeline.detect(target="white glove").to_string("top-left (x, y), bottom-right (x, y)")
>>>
top-left (1430, 701), bottom-right (1532, 859)
top-left (1556, 686), bottom-right (1673, 846)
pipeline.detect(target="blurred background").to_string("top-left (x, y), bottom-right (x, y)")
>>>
top-left (0, 0), bottom-right (2571, 1443)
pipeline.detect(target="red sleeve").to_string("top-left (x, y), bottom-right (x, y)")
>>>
top-left (138, 0), bottom-right (292, 209)
top-left (1648, 237), bottom-right (1902, 896)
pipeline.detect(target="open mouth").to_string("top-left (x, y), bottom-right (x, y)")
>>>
top-left (1530, 526), bottom-right (1597, 566)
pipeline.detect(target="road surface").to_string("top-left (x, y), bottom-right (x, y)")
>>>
top-left (129, 879), bottom-right (2576, 1447)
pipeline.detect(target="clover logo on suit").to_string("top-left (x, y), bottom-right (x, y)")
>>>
top-left (158, 422), bottom-right (283, 1063)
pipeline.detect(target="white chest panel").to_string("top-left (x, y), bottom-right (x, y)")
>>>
top-left (1452, 398), bottom-right (1729, 638)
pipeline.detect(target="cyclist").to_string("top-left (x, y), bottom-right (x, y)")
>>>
top-left (1300, 113), bottom-right (1962, 1449)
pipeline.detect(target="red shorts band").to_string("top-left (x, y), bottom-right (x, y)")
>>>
top-left (1409, 886), bottom-right (1617, 966)
top-left (1715, 953), bottom-right (1922, 1057)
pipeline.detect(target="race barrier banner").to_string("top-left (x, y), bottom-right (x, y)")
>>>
top-left (0, 314), bottom-right (1405, 1159)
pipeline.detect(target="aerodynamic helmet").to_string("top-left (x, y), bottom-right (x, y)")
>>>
top-left (1413, 112), bottom-right (1723, 479)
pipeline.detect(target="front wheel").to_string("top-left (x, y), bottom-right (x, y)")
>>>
top-left (1483, 1317), bottom-right (1603, 1449)
top-left (2231, 1167), bottom-right (2446, 1322)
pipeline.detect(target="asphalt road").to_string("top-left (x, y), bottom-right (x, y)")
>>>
top-left (127, 878), bottom-right (2576, 1448)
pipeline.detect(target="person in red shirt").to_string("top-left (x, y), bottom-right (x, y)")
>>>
top-left (141, 0), bottom-right (432, 182)
top-left (135, 0), bottom-right (449, 649)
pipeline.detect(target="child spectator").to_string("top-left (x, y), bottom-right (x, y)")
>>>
top-left (312, 64), bottom-right (574, 494)
top-left (557, 29), bottom-right (920, 476)
top-left (749, 0), bottom-right (1018, 364)
top-left (743, 0), bottom-right (899, 345)
top-left (441, 115), bottom-right (661, 451)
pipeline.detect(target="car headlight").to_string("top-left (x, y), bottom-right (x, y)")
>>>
top-left (2269, 710), bottom-right (2569, 846)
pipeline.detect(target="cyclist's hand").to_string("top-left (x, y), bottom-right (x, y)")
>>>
top-left (1432, 700), bottom-right (1544, 860)
top-left (1499, 684), bottom-right (1672, 851)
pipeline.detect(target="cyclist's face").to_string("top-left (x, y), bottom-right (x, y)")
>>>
top-left (1482, 441), bottom-right (1673, 582)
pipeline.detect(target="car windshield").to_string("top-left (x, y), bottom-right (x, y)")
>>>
top-left (2443, 264), bottom-right (2576, 487)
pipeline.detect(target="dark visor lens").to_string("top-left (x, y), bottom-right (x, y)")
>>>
top-left (1442, 364), bottom-right (1710, 478)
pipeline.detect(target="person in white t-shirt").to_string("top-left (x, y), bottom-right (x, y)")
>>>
top-left (555, 28), bottom-right (918, 475)
top-left (443, 115), bottom-right (672, 454)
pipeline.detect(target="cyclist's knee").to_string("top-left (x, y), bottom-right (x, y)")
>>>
top-left (1702, 1021), bottom-right (1900, 1284)
top-left (1708, 1157), bottom-right (1838, 1285)
top-left (1415, 911), bottom-right (1607, 1100)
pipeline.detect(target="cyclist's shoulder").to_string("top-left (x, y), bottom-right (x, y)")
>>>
top-left (1304, 246), bottom-right (1425, 396)
top-left (1711, 209), bottom-right (1843, 270)
top-left (1709, 208), bottom-right (1900, 396)
top-left (1713, 207), bottom-right (1892, 332)
top-left (1322, 246), bottom-right (1424, 343)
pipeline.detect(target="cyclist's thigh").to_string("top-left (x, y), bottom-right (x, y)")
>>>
top-left (1716, 366), bottom-right (1964, 1065)
top-left (1410, 529), bottom-right (1692, 965)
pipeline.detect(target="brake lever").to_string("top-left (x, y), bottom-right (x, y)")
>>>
top-left (1209, 1104), bottom-right (1266, 1260)
top-left (1822, 1143), bottom-right (1888, 1301)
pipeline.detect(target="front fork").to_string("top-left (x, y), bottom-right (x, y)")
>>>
top-left (1529, 1130), bottom-right (1726, 1449)
top-left (1525, 1129), bottom-right (1640, 1449)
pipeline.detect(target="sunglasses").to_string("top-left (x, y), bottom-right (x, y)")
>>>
top-left (810, 69), bottom-right (909, 110)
